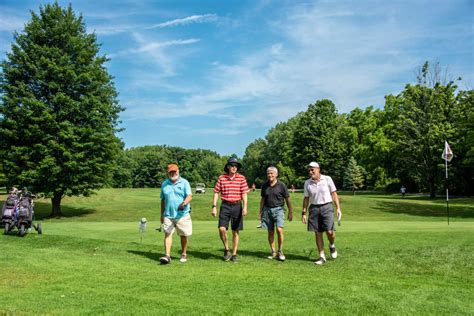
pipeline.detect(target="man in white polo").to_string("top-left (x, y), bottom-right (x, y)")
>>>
top-left (302, 162), bottom-right (342, 265)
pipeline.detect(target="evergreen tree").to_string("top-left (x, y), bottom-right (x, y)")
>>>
top-left (0, 3), bottom-right (123, 216)
top-left (343, 156), bottom-right (364, 194)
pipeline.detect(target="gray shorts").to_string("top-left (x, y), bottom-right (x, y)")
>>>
top-left (308, 203), bottom-right (335, 233)
top-left (261, 206), bottom-right (285, 231)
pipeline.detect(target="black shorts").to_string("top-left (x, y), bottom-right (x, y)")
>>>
top-left (308, 203), bottom-right (335, 232)
top-left (218, 202), bottom-right (243, 231)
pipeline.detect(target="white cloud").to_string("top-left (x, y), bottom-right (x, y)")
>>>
top-left (89, 24), bottom-right (140, 35)
top-left (134, 1), bottom-right (446, 130)
top-left (111, 1), bottom-right (472, 140)
top-left (127, 38), bottom-right (200, 54)
top-left (148, 14), bottom-right (217, 29)
top-left (0, 14), bottom-right (26, 32)
top-left (110, 32), bottom-right (200, 76)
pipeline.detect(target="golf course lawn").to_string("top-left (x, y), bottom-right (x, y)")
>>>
top-left (1, 189), bottom-right (473, 314)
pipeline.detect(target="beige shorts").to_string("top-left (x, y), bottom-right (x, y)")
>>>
top-left (163, 214), bottom-right (192, 236)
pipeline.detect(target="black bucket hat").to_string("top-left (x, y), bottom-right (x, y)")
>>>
top-left (224, 157), bottom-right (242, 172)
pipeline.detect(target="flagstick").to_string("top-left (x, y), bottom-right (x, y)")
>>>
top-left (445, 157), bottom-right (449, 225)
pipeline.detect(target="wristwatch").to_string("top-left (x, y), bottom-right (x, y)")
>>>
top-left (212, 204), bottom-right (217, 208)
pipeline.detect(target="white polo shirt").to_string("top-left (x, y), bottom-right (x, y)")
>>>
top-left (304, 175), bottom-right (337, 205)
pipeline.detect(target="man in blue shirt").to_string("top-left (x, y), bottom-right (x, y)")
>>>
top-left (159, 164), bottom-right (193, 264)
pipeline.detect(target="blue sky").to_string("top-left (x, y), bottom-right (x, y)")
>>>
top-left (1, 0), bottom-right (473, 157)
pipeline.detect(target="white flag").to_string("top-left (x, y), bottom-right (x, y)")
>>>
top-left (442, 141), bottom-right (453, 162)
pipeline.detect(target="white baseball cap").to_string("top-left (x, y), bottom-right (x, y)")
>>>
top-left (307, 162), bottom-right (320, 168)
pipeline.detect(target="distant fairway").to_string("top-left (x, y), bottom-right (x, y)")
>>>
top-left (1, 189), bottom-right (473, 314)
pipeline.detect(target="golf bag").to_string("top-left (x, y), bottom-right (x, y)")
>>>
top-left (2, 194), bottom-right (19, 233)
top-left (16, 197), bottom-right (34, 236)
top-left (2, 190), bottom-right (42, 236)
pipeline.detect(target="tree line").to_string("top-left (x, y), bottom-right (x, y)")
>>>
top-left (109, 145), bottom-right (229, 189)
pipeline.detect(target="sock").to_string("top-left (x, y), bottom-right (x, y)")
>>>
top-left (320, 251), bottom-right (326, 259)
top-left (330, 243), bottom-right (335, 249)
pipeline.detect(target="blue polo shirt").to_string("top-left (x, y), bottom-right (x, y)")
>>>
top-left (160, 177), bottom-right (192, 219)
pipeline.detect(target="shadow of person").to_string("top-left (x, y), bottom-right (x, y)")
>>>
top-left (236, 249), bottom-right (311, 261)
top-left (186, 250), bottom-right (223, 260)
top-left (127, 250), bottom-right (162, 262)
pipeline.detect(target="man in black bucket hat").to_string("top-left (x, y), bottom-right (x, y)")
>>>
top-left (211, 157), bottom-right (249, 263)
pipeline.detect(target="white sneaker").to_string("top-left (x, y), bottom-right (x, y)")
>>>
top-left (314, 257), bottom-right (326, 265)
top-left (329, 246), bottom-right (337, 259)
top-left (277, 251), bottom-right (286, 261)
top-left (267, 251), bottom-right (277, 259)
top-left (179, 254), bottom-right (187, 263)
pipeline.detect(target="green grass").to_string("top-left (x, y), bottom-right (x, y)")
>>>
top-left (1, 189), bottom-right (473, 314)
top-left (27, 189), bottom-right (474, 222)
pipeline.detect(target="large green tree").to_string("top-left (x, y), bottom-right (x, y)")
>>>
top-left (450, 89), bottom-right (474, 195)
top-left (387, 62), bottom-right (462, 197)
top-left (0, 3), bottom-right (123, 216)
top-left (241, 138), bottom-right (267, 187)
top-left (291, 99), bottom-right (356, 185)
top-left (347, 106), bottom-right (396, 189)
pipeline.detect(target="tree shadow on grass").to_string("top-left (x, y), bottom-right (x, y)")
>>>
top-left (364, 194), bottom-right (471, 202)
top-left (374, 201), bottom-right (474, 218)
top-left (33, 202), bottom-right (95, 220)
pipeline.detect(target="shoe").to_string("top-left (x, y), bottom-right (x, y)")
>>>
top-left (329, 246), bottom-right (337, 259)
top-left (223, 249), bottom-right (232, 261)
top-left (256, 223), bottom-right (262, 229)
top-left (231, 255), bottom-right (238, 263)
top-left (267, 251), bottom-right (277, 259)
top-left (314, 257), bottom-right (326, 265)
top-left (277, 251), bottom-right (286, 261)
top-left (159, 255), bottom-right (171, 264)
top-left (180, 254), bottom-right (187, 263)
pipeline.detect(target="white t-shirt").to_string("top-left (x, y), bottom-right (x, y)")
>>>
top-left (304, 175), bottom-right (336, 205)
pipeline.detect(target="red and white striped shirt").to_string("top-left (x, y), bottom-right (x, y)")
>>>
top-left (213, 173), bottom-right (249, 203)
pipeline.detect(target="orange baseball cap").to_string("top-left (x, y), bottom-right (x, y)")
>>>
top-left (167, 164), bottom-right (179, 172)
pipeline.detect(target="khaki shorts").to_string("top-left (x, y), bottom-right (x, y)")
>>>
top-left (163, 214), bottom-right (192, 236)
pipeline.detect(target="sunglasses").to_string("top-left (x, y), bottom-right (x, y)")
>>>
top-left (229, 164), bottom-right (238, 167)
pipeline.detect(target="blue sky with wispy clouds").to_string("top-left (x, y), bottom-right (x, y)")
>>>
top-left (1, 0), bottom-right (472, 156)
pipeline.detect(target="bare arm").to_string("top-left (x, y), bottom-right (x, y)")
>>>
top-left (242, 193), bottom-right (248, 216)
top-left (160, 199), bottom-right (165, 223)
top-left (331, 191), bottom-right (341, 217)
top-left (259, 197), bottom-right (264, 222)
top-left (178, 194), bottom-right (193, 210)
top-left (211, 192), bottom-right (219, 217)
top-left (302, 196), bottom-right (309, 224)
top-left (285, 196), bottom-right (293, 221)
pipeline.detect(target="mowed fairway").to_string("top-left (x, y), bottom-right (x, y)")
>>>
top-left (1, 189), bottom-right (473, 314)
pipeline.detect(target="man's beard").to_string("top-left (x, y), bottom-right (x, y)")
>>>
top-left (170, 175), bottom-right (179, 182)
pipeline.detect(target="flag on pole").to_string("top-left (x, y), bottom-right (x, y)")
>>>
top-left (442, 140), bottom-right (453, 162)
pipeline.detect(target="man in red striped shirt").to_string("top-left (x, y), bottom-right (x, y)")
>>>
top-left (211, 157), bottom-right (249, 262)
